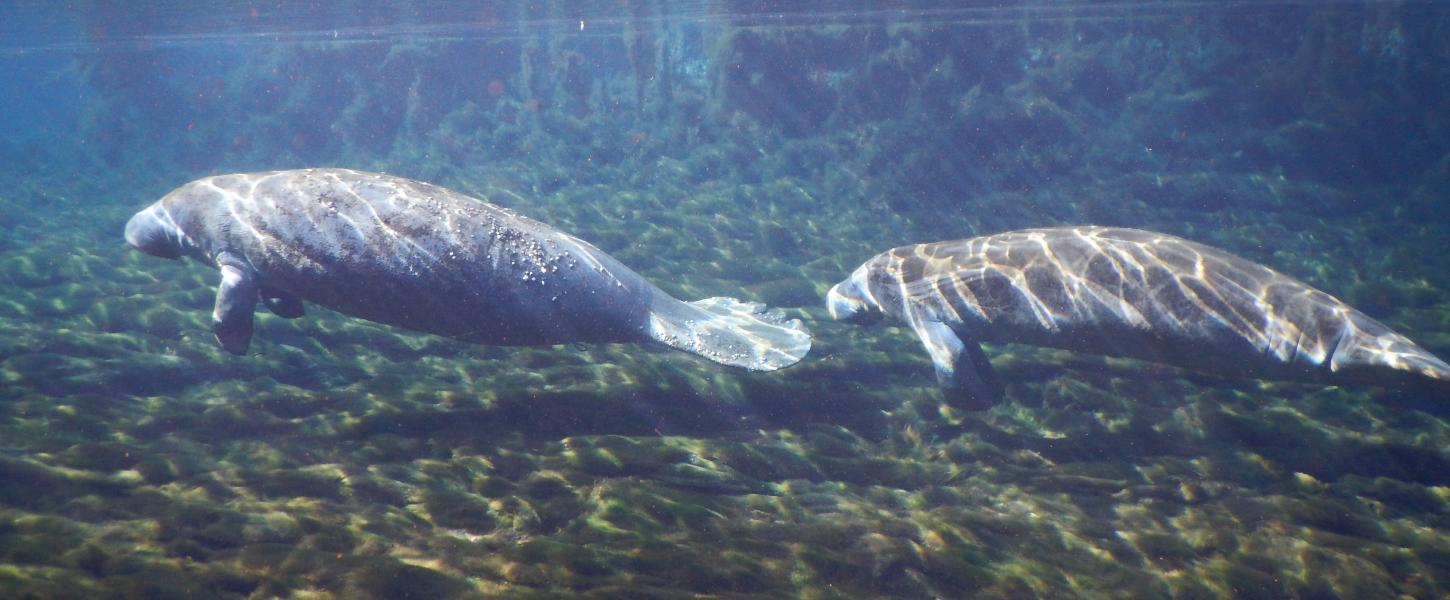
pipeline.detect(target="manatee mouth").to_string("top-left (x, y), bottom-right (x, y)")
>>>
top-left (125, 208), bottom-right (184, 259)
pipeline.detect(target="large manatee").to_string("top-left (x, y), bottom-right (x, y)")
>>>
top-left (125, 168), bottom-right (810, 370)
top-left (828, 226), bottom-right (1450, 407)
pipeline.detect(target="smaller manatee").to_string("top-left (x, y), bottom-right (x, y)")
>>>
top-left (828, 226), bottom-right (1450, 408)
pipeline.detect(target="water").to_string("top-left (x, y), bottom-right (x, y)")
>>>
top-left (2, 1), bottom-right (1449, 598)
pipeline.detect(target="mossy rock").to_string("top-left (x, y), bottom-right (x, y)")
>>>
top-left (813, 455), bottom-right (938, 488)
top-left (1221, 559), bottom-right (1289, 600)
top-left (134, 453), bottom-right (212, 485)
top-left (1, 254), bottom-right (65, 287)
top-left (626, 542), bottom-right (777, 594)
top-left (345, 559), bottom-right (472, 600)
top-left (424, 488), bottom-right (496, 532)
top-left (1283, 496), bottom-right (1385, 541)
top-left (654, 462), bottom-right (767, 495)
top-left (100, 570), bottom-right (206, 600)
top-left (32, 283), bottom-right (102, 319)
top-left (57, 441), bottom-right (143, 473)
top-left (560, 435), bottom-right (691, 477)
top-left (134, 303), bottom-right (200, 340)
top-left (253, 385), bottom-right (343, 419)
top-left (713, 442), bottom-right (822, 482)
top-left (350, 434), bottom-right (430, 464)
top-left (518, 471), bottom-right (573, 499)
top-left (1350, 476), bottom-right (1448, 514)
top-left (196, 566), bottom-right (263, 597)
top-left (0, 529), bottom-right (85, 565)
top-left (0, 455), bottom-right (137, 508)
top-left (757, 221), bottom-right (802, 257)
top-left (1130, 531), bottom-right (1199, 569)
top-left (349, 475), bottom-right (412, 506)
top-left (472, 474), bottom-right (515, 498)
top-left (513, 539), bottom-right (617, 581)
top-left (240, 468), bottom-right (343, 500)
top-left (302, 522), bottom-right (359, 554)
top-left (100, 353), bottom-right (207, 396)
top-left (191, 513), bottom-right (250, 549)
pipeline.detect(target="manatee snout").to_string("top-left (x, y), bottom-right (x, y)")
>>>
top-left (826, 272), bottom-right (883, 325)
top-left (125, 207), bottom-right (183, 259)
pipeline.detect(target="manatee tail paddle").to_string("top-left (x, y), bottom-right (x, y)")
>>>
top-left (647, 296), bottom-right (811, 371)
top-left (1327, 314), bottom-right (1450, 390)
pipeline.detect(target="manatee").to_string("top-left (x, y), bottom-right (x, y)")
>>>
top-left (827, 226), bottom-right (1450, 408)
top-left (125, 168), bottom-right (810, 370)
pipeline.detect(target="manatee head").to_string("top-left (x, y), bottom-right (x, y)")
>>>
top-left (124, 202), bottom-right (190, 259)
top-left (826, 265), bottom-right (884, 325)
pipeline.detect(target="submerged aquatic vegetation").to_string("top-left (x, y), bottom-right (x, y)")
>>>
top-left (2, 1), bottom-right (1450, 598)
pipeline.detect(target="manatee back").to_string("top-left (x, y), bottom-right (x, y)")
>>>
top-left (882, 226), bottom-right (1450, 385)
top-left (172, 169), bottom-right (657, 345)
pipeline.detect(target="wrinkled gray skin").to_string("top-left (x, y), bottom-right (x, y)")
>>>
top-left (125, 169), bottom-right (810, 371)
top-left (828, 226), bottom-right (1450, 408)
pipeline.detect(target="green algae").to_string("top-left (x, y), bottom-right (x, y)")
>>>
top-left (0, 5), bottom-right (1447, 599)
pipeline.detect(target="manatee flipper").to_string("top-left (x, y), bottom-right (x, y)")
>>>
top-left (956, 340), bottom-right (1005, 408)
top-left (906, 313), bottom-right (1003, 409)
top-left (646, 296), bottom-right (811, 371)
top-left (212, 252), bottom-right (257, 355)
top-left (260, 287), bottom-right (305, 319)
